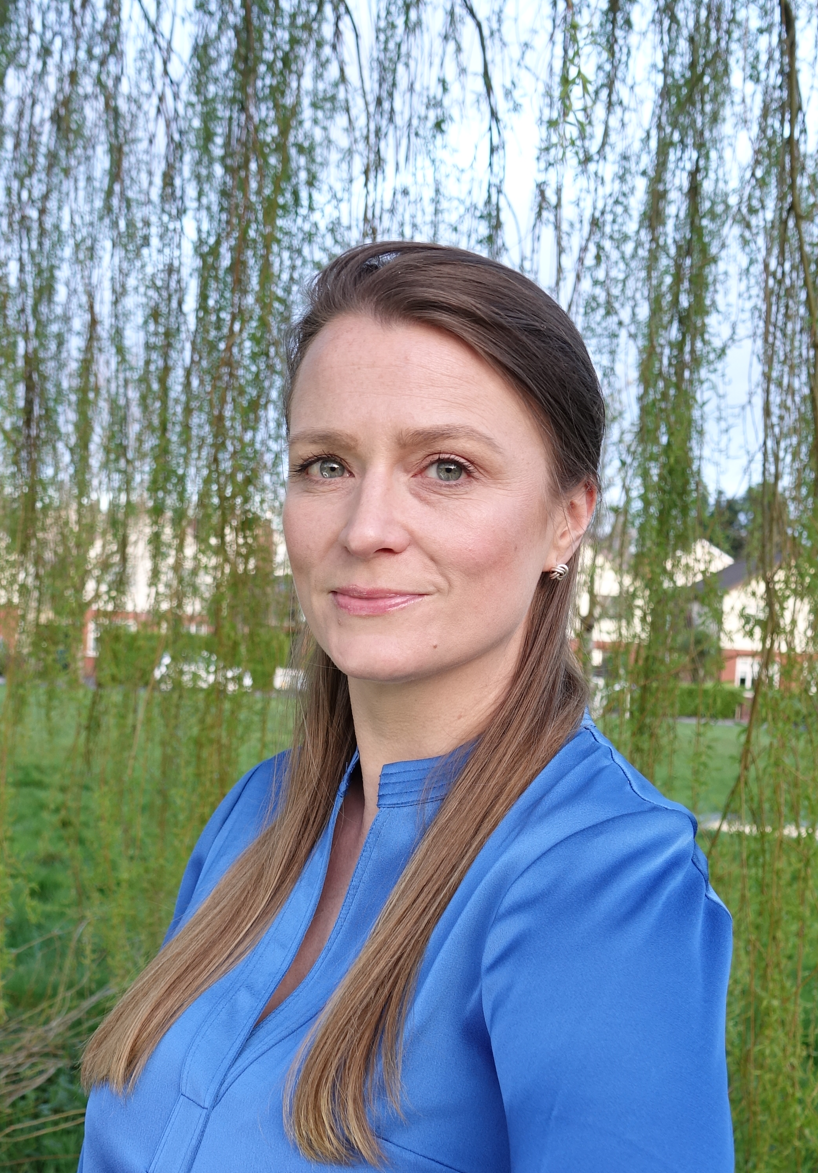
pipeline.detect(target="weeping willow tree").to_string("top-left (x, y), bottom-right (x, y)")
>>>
top-left (0, 0), bottom-right (817, 1167)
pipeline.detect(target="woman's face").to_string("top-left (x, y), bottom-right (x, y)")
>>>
top-left (283, 314), bottom-right (591, 686)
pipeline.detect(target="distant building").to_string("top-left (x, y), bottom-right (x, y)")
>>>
top-left (78, 513), bottom-right (291, 682)
top-left (578, 539), bottom-right (806, 692)
top-left (696, 552), bottom-right (810, 689)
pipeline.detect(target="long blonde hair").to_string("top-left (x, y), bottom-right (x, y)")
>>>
top-left (82, 242), bottom-right (605, 1165)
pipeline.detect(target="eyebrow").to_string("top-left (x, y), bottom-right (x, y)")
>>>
top-left (396, 426), bottom-right (503, 454)
top-left (288, 428), bottom-right (358, 450)
top-left (288, 425), bottom-right (502, 455)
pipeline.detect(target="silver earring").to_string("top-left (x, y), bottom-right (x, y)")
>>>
top-left (549, 563), bottom-right (569, 581)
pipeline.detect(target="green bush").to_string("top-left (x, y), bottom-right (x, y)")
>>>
top-left (243, 627), bottom-right (291, 690)
top-left (676, 682), bottom-right (746, 720)
top-left (95, 625), bottom-right (291, 690)
top-left (96, 627), bottom-right (162, 687)
top-left (29, 624), bottom-right (76, 681)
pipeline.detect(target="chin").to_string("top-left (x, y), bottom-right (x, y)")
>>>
top-left (336, 661), bottom-right (432, 686)
top-left (326, 644), bottom-right (442, 685)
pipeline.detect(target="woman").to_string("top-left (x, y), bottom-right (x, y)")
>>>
top-left (79, 242), bottom-right (733, 1172)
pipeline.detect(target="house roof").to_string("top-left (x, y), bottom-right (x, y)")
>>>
top-left (694, 552), bottom-right (782, 593)
top-left (713, 559), bottom-right (750, 591)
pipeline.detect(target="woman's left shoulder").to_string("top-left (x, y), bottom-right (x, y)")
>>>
top-left (577, 716), bottom-right (701, 826)
top-left (494, 717), bottom-right (729, 921)
top-left (481, 715), bottom-right (733, 1029)
top-left (481, 719), bottom-right (734, 1172)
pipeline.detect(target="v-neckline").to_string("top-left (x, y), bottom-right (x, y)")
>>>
top-left (255, 767), bottom-right (371, 1024)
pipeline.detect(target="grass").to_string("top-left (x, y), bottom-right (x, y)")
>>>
top-left (1, 682), bottom-right (294, 1171)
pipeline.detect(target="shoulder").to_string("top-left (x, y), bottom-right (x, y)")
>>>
top-left (480, 720), bottom-right (734, 1170)
top-left (483, 716), bottom-right (730, 931)
top-left (481, 714), bottom-right (733, 1010)
top-left (535, 714), bottom-right (700, 831)
top-left (580, 718), bottom-right (728, 910)
top-left (165, 750), bottom-right (290, 939)
top-left (207, 749), bottom-right (290, 839)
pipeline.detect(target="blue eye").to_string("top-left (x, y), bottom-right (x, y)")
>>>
top-left (311, 458), bottom-right (345, 479)
top-left (429, 459), bottom-right (464, 482)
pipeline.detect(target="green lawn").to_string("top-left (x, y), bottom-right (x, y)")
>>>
top-left (1, 683), bottom-right (294, 1170)
top-left (630, 719), bottom-right (744, 817)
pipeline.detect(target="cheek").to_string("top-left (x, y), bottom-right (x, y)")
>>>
top-left (435, 495), bottom-right (549, 591)
top-left (282, 491), bottom-right (337, 556)
top-left (281, 495), bottom-right (320, 578)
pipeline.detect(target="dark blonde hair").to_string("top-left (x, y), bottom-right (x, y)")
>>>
top-left (82, 242), bottom-right (605, 1164)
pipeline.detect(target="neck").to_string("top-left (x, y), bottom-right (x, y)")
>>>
top-left (346, 635), bottom-right (523, 818)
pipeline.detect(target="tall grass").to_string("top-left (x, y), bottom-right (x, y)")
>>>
top-left (1, 683), bottom-right (293, 1170)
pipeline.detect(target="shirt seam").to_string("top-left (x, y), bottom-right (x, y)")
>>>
top-left (266, 814), bottom-right (385, 1021)
top-left (378, 793), bottom-right (449, 808)
top-left (214, 815), bottom-right (389, 1096)
top-left (182, 789), bottom-right (344, 1103)
top-left (584, 724), bottom-right (731, 916)
top-left (377, 1133), bottom-right (469, 1172)
top-left (482, 794), bottom-right (725, 955)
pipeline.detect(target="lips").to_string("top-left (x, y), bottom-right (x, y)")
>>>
top-left (331, 587), bottom-right (427, 617)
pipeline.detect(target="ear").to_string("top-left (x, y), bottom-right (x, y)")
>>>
top-left (543, 481), bottom-right (597, 573)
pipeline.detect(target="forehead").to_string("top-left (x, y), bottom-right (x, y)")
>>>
top-left (288, 314), bottom-right (542, 443)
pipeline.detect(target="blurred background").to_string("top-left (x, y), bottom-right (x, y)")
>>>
top-left (1, 0), bottom-right (817, 1167)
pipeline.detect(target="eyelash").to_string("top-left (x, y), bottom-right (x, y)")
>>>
top-left (424, 453), bottom-right (476, 479)
top-left (290, 452), bottom-right (341, 477)
top-left (289, 453), bottom-right (477, 479)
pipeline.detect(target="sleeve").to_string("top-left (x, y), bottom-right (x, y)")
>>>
top-left (481, 809), bottom-right (733, 1173)
top-left (163, 752), bottom-right (288, 943)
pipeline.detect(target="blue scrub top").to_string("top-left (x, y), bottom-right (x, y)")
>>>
top-left (79, 716), bottom-right (734, 1172)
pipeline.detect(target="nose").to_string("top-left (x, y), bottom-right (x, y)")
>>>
top-left (338, 469), bottom-right (411, 559)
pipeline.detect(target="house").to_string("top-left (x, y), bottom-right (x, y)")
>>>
top-left (698, 552), bottom-right (810, 689)
top-left (578, 538), bottom-right (803, 691)
top-left (78, 512), bottom-right (291, 682)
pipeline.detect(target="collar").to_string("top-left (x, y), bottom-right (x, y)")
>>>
top-left (340, 743), bottom-right (471, 808)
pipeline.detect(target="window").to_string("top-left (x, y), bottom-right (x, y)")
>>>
top-left (735, 656), bottom-right (759, 689)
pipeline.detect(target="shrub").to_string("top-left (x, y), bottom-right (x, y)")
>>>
top-left (29, 624), bottom-right (76, 682)
top-left (95, 625), bottom-right (292, 690)
top-left (676, 682), bottom-right (746, 720)
top-left (95, 628), bottom-right (162, 687)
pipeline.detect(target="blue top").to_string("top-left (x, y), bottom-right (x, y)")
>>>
top-left (79, 717), bottom-right (733, 1172)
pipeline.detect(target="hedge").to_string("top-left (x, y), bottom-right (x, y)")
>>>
top-left (95, 626), bottom-right (291, 690)
top-left (675, 682), bottom-right (747, 720)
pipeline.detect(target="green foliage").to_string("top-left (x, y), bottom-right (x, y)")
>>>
top-left (95, 629), bottom-right (163, 689)
top-left (28, 626), bottom-right (77, 684)
top-left (244, 628), bottom-right (292, 692)
top-left (706, 488), bottom-right (762, 562)
top-left (95, 626), bottom-right (291, 691)
top-left (1, 684), bottom-right (293, 1167)
top-left (675, 683), bottom-right (747, 721)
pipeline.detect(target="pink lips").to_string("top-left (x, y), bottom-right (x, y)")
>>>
top-left (331, 586), bottom-right (427, 617)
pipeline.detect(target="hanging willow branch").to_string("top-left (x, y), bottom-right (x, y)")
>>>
top-left (0, 3), bottom-right (817, 1169)
top-left (780, 0), bottom-right (818, 494)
